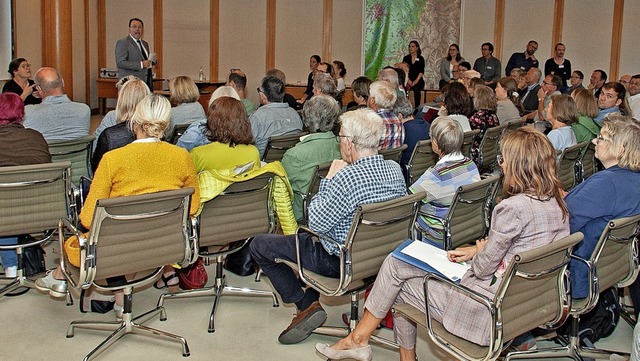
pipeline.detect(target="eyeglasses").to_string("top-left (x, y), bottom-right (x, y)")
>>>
top-left (256, 87), bottom-right (263, 94)
top-left (335, 134), bottom-right (352, 143)
top-left (595, 134), bottom-right (610, 144)
top-left (497, 154), bottom-right (504, 166)
top-left (130, 25), bottom-right (143, 30)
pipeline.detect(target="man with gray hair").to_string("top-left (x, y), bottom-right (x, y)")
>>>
top-left (23, 67), bottom-right (90, 141)
top-left (312, 72), bottom-right (338, 98)
top-left (251, 75), bottom-right (303, 157)
top-left (520, 67), bottom-right (543, 113)
top-left (368, 80), bottom-right (404, 149)
top-left (282, 94), bottom-right (342, 221)
top-left (250, 108), bottom-right (407, 345)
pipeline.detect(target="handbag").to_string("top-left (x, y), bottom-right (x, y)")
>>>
top-left (176, 257), bottom-right (208, 290)
top-left (18, 235), bottom-right (46, 277)
top-left (223, 240), bottom-right (256, 276)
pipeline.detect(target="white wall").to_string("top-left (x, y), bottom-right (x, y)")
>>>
top-left (460, 0), bottom-right (495, 62)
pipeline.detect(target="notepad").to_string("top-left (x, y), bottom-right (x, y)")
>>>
top-left (392, 239), bottom-right (470, 282)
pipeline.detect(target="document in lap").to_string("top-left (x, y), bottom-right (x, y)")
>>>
top-left (392, 239), bottom-right (470, 283)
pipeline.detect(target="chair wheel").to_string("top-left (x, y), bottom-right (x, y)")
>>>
top-left (66, 335), bottom-right (74, 338)
top-left (182, 353), bottom-right (190, 357)
top-left (160, 317), bottom-right (167, 321)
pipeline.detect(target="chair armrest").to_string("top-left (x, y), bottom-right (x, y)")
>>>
top-left (294, 226), bottom-right (346, 295)
top-left (58, 218), bottom-right (93, 291)
top-left (423, 272), bottom-right (498, 359)
top-left (568, 254), bottom-right (599, 314)
top-left (183, 217), bottom-right (200, 266)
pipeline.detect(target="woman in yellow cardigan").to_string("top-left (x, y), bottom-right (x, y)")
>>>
top-left (36, 94), bottom-right (200, 319)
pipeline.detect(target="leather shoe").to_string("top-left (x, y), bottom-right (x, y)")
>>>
top-left (315, 343), bottom-right (372, 361)
top-left (278, 301), bottom-right (326, 344)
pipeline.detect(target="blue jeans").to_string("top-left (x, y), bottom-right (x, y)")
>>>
top-left (0, 237), bottom-right (18, 269)
top-left (249, 232), bottom-right (340, 304)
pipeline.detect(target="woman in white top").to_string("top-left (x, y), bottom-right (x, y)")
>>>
top-left (547, 94), bottom-right (578, 152)
top-left (495, 77), bottom-right (524, 124)
top-left (332, 60), bottom-right (347, 92)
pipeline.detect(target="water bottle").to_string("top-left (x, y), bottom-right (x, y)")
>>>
top-left (198, 67), bottom-right (204, 82)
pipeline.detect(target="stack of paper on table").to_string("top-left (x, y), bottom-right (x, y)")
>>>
top-left (392, 239), bottom-right (470, 283)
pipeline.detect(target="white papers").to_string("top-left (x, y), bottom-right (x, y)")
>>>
top-left (401, 241), bottom-right (470, 282)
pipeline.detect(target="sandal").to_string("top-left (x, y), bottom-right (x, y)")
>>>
top-left (154, 272), bottom-right (180, 292)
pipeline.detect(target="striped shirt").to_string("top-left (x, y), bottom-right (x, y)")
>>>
top-left (409, 153), bottom-right (481, 246)
top-left (308, 155), bottom-right (407, 256)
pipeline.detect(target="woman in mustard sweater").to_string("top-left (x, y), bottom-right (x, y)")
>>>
top-left (36, 94), bottom-right (200, 319)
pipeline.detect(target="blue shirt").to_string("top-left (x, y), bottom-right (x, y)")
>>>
top-left (176, 119), bottom-right (210, 152)
top-left (308, 155), bottom-right (407, 256)
top-left (565, 165), bottom-right (640, 298)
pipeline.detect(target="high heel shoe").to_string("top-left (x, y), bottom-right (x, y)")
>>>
top-left (315, 343), bottom-right (372, 361)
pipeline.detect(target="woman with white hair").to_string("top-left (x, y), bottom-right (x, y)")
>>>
top-left (36, 94), bottom-right (201, 319)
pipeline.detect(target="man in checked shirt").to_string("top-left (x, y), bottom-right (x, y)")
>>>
top-left (250, 108), bottom-right (407, 345)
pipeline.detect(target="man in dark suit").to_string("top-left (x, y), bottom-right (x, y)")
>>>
top-left (115, 18), bottom-right (157, 90)
top-left (520, 67), bottom-right (542, 113)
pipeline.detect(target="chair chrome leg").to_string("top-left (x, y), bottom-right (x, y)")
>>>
top-left (81, 323), bottom-right (128, 361)
top-left (67, 320), bottom-right (123, 338)
top-left (131, 323), bottom-right (190, 357)
top-left (222, 285), bottom-right (279, 307)
top-left (0, 278), bottom-right (22, 297)
top-left (209, 285), bottom-right (223, 333)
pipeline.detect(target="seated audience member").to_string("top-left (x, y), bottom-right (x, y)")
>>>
top-left (495, 77), bottom-right (524, 124)
top-left (509, 68), bottom-right (526, 91)
top-left (393, 62), bottom-right (411, 93)
top-left (519, 68), bottom-right (542, 113)
top-left (595, 82), bottom-right (630, 124)
top-left (251, 75), bottom-right (303, 158)
top-left (2, 57), bottom-right (41, 105)
top-left (378, 67), bottom-right (404, 99)
top-left (317, 61), bottom-right (335, 79)
top-left (629, 75), bottom-right (640, 120)
top-left (250, 108), bottom-right (407, 345)
top-left (176, 86), bottom-right (240, 152)
top-left (439, 82), bottom-right (471, 131)
top-left (23, 67), bottom-right (90, 141)
top-left (282, 95), bottom-right (342, 222)
top-left (166, 76), bottom-right (206, 140)
top-left (565, 116), bottom-right (640, 300)
top-left (36, 94), bottom-right (200, 320)
top-left (458, 61), bottom-right (471, 74)
top-left (439, 44), bottom-right (465, 89)
top-left (313, 72), bottom-right (338, 99)
top-left (522, 74), bottom-right (562, 129)
top-left (546, 94), bottom-right (578, 152)
top-left (469, 85), bottom-right (499, 149)
top-left (461, 70), bottom-right (481, 114)
top-left (566, 70), bottom-right (585, 94)
top-left (332, 60), bottom-right (347, 92)
top-left (265, 68), bottom-right (300, 110)
top-left (410, 117), bottom-right (480, 247)
top-left (91, 78), bottom-right (150, 172)
top-left (317, 126), bottom-right (569, 360)
top-left (396, 94), bottom-right (427, 170)
top-left (0, 93), bottom-right (51, 278)
top-left (228, 69), bottom-right (256, 116)
top-left (505, 40), bottom-right (539, 75)
top-left (346, 76), bottom-right (372, 111)
top-left (588, 69), bottom-right (607, 99)
top-left (190, 96), bottom-right (259, 174)
top-left (92, 76), bottom-right (145, 147)
top-left (570, 88), bottom-right (600, 142)
top-left (368, 80), bottom-right (404, 149)
top-left (619, 75), bottom-right (631, 90)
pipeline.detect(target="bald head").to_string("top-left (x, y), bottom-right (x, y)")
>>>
top-left (34, 67), bottom-right (64, 96)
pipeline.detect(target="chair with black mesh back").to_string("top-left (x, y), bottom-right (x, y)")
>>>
top-left (158, 173), bottom-right (279, 333)
top-left (298, 162), bottom-right (331, 226)
top-left (61, 188), bottom-right (196, 361)
top-left (557, 141), bottom-right (588, 191)
top-left (461, 129), bottom-right (481, 158)
top-left (169, 123), bottom-right (191, 144)
top-left (278, 192), bottom-right (424, 347)
top-left (519, 214), bottom-right (640, 360)
top-left (414, 175), bottom-right (500, 251)
top-left (393, 232), bottom-right (583, 361)
top-left (0, 162), bottom-right (73, 300)
top-left (262, 132), bottom-right (308, 163)
top-left (379, 144), bottom-right (408, 163)
top-left (476, 124), bottom-right (507, 174)
top-left (48, 135), bottom-right (95, 185)
top-left (405, 140), bottom-right (438, 186)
